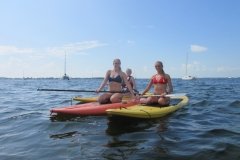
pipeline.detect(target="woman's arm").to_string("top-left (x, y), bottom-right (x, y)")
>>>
top-left (131, 77), bottom-right (137, 90)
top-left (96, 70), bottom-right (110, 92)
top-left (166, 74), bottom-right (173, 93)
top-left (141, 79), bottom-right (153, 95)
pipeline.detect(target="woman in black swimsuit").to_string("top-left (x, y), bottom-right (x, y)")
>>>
top-left (96, 59), bottom-right (136, 104)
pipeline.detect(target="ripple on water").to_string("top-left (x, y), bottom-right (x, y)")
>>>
top-left (199, 128), bottom-right (240, 138)
top-left (1, 78), bottom-right (240, 160)
top-left (229, 100), bottom-right (240, 107)
top-left (191, 99), bottom-right (210, 107)
top-left (190, 143), bottom-right (240, 160)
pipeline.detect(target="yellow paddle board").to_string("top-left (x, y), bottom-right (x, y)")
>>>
top-left (106, 96), bottom-right (189, 119)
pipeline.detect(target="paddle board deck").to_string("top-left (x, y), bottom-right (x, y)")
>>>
top-left (72, 97), bottom-right (98, 103)
top-left (51, 100), bottom-right (138, 116)
top-left (106, 96), bottom-right (189, 119)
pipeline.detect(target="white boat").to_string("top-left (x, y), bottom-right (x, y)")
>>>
top-left (62, 73), bottom-right (70, 80)
top-left (182, 52), bottom-right (196, 80)
top-left (62, 53), bottom-right (70, 80)
top-left (182, 75), bottom-right (196, 80)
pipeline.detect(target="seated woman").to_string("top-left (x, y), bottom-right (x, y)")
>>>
top-left (122, 68), bottom-right (138, 93)
top-left (96, 59), bottom-right (136, 104)
top-left (140, 61), bottom-right (173, 106)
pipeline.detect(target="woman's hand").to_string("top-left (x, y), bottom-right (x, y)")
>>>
top-left (160, 92), bottom-right (168, 97)
top-left (95, 88), bottom-right (101, 93)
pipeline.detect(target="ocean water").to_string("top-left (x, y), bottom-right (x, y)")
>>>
top-left (0, 78), bottom-right (239, 160)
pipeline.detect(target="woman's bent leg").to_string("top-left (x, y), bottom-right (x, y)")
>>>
top-left (158, 97), bottom-right (170, 106)
top-left (140, 97), bottom-right (158, 105)
top-left (98, 93), bottom-right (113, 104)
top-left (110, 93), bottom-right (123, 103)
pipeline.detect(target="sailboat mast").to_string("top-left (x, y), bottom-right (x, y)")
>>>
top-left (185, 52), bottom-right (189, 76)
top-left (64, 52), bottom-right (67, 75)
top-left (182, 51), bottom-right (195, 80)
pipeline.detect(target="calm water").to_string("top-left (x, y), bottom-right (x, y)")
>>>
top-left (0, 78), bottom-right (239, 160)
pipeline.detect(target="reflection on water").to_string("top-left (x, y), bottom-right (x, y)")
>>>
top-left (103, 116), bottom-right (172, 160)
top-left (50, 114), bottom-right (83, 122)
top-left (50, 131), bottom-right (78, 139)
top-left (106, 117), bottom-right (157, 136)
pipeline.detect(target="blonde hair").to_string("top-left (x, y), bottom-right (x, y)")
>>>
top-left (113, 58), bottom-right (121, 64)
top-left (126, 68), bottom-right (132, 75)
top-left (113, 58), bottom-right (121, 71)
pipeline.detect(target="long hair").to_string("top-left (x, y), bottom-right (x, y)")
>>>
top-left (155, 61), bottom-right (165, 74)
top-left (113, 58), bottom-right (122, 71)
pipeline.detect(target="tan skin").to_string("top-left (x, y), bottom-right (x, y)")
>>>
top-left (140, 61), bottom-right (173, 106)
top-left (96, 59), bottom-right (136, 104)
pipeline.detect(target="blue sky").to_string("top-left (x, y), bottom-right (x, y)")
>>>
top-left (0, 0), bottom-right (240, 78)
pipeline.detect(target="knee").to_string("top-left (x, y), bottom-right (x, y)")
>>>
top-left (140, 98), bottom-right (147, 104)
top-left (98, 95), bottom-right (102, 102)
top-left (140, 97), bottom-right (152, 105)
top-left (110, 96), bottom-right (121, 103)
top-left (98, 95), bottom-right (109, 104)
top-left (158, 98), bottom-right (169, 106)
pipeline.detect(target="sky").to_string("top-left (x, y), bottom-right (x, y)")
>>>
top-left (0, 0), bottom-right (240, 78)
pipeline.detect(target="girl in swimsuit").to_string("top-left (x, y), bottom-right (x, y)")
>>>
top-left (122, 68), bottom-right (137, 93)
top-left (96, 59), bottom-right (136, 104)
top-left (140, 61), bottom-right (173, 106)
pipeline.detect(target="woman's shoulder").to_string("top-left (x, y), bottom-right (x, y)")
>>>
top-left (118, 71), bottom-right (127, 80)
top-left (107, 70), bottom-right (112, 73)
top-left (105, 70), bottom-right (112, 76)
top-left (164, 73), bottom-right (171, 79)
top-left (128, 75), bottom-right (135, 81)
top-left (119, 70), bottom-right (126, 75)
top-left (129, 75), bottom-right (135, 79)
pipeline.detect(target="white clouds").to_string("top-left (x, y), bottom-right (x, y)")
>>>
top-left (46, 41), bottom-right (108, 55)
top-left (178, 61), bottom-right (240, 77)
top-left (190, 44), bottom-right (208, 53)
top-left (216, 66), bottom-right (240, 73)
top-left (0, 40), bottom-right (108, 77)
top-left (0, 40), bottom-right (107, 56)
top-left (127, 40), bottom-right (135, 45)
top-left (0, 45), bottom-right (34, 55)
top-left (180, 61), bottom-right (207, 75)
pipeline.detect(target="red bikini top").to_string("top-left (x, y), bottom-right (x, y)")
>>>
top-left (151, 74), bottom-right (168, 84)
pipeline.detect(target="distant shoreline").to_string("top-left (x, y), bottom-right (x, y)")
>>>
top-left (0, 77), bottom-right (104, 80)
top-left (0, 77), bottom-right (239, 80)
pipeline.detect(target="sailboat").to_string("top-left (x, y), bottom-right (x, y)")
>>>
top-left (62, 53), bottom-right (70, 80)
top-left (182, 52), bottom-right (196, 80)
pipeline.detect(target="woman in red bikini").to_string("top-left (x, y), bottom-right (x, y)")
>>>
top-left (140, 61), bottom-right (173, 106)
top-left (96, 59), bottom-right (136, 104)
